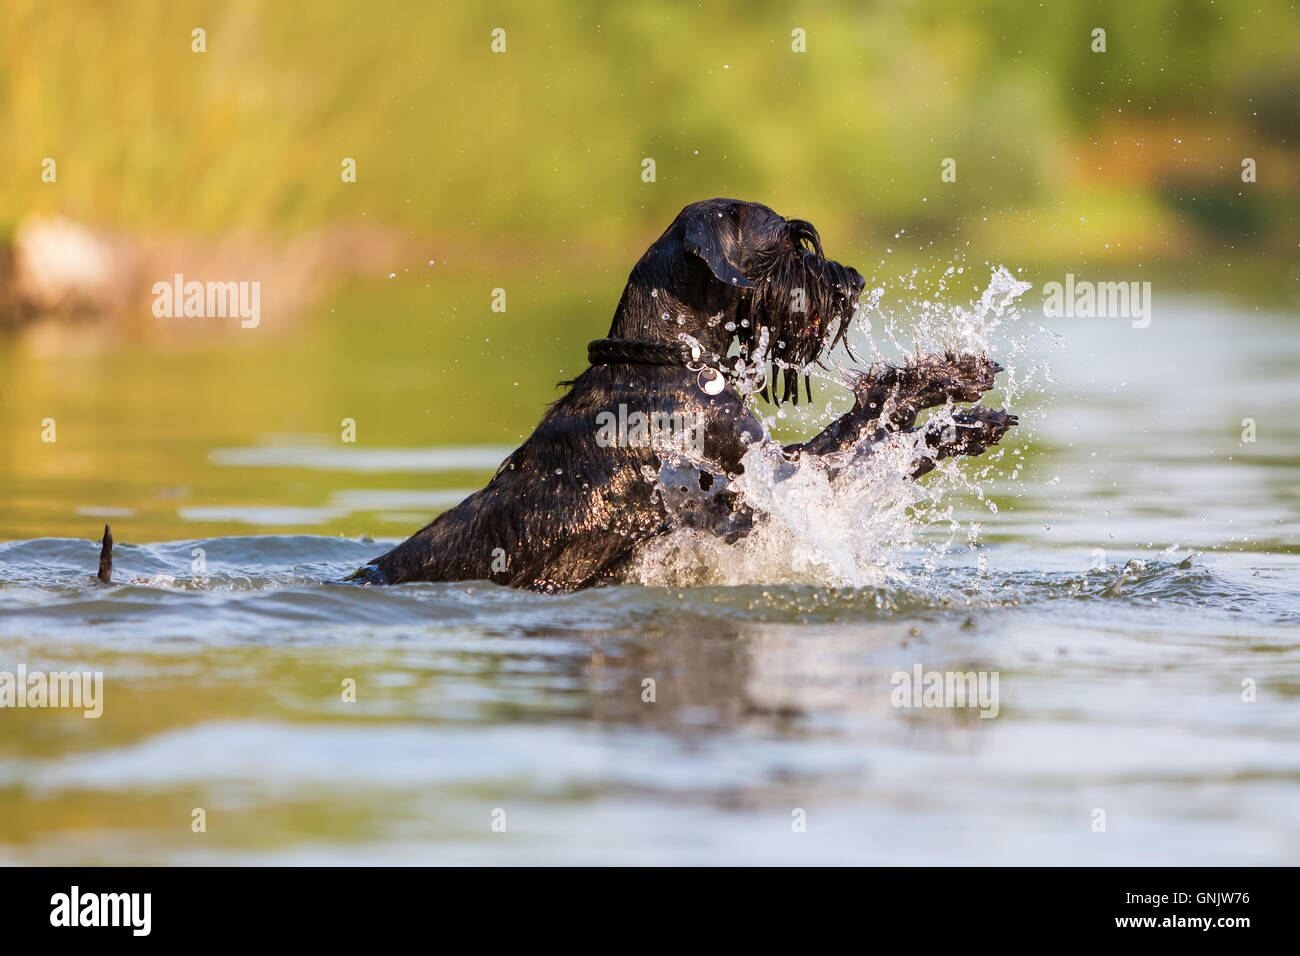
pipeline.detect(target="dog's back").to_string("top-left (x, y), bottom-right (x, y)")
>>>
top-left (361, 364), bottom-right (754, 591)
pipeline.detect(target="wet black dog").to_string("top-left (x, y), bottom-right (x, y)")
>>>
top-left (355, 198), bottom-right (1015, 591)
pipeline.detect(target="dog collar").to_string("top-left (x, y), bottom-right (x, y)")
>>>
top-left (587, 337), bottom-right (737, 394)
top-left (587, 337), bottom-right (702, 368)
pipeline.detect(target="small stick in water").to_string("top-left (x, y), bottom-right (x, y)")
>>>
top-left (97, 524), bottom-right (113, 584)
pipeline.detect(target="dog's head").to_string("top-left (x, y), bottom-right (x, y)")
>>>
top-left (618, 199), bottom-right (866, 403)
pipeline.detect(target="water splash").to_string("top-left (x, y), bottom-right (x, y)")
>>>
top-left (630, 264), bottom-right (1059, 588)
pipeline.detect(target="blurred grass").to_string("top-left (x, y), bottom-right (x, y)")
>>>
top-left (2, 0), bottom-right (1297, 297)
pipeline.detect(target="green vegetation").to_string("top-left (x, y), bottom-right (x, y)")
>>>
top-left (3, 0), bottom-right (1297, 295)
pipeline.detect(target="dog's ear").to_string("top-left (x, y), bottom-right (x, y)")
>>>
top-left (683, 211), bottom-right (756, 291)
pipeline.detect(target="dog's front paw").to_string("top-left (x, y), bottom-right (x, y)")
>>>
top-left (910, 405), bottom-right (1017, 478)
top-left (929, 405), bottom-right (1018, 457)
top-left (906, 350), bottom-right (1003, 406)
top-left (851, 351), bottom-right (1004, 430)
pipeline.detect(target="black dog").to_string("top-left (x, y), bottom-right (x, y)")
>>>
top-left (354, 199), bottom-right (1015, 592)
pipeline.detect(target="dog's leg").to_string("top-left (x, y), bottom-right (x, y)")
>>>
top-left (788, 351), bottom-right (1004, 458)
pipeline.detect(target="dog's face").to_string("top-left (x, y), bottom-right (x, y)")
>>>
top-left (634, 198), bottom-right (866, 403)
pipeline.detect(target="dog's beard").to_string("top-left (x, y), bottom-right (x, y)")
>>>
top-left (735, 239), bottom-right (859, 405)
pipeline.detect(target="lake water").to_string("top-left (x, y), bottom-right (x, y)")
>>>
top-left (1, 275), bottom-right (1297, 864)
